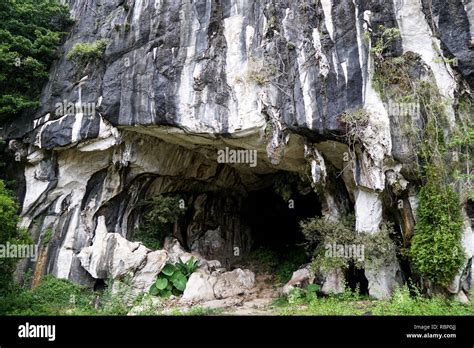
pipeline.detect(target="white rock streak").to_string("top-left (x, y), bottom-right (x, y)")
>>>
top-left (393, 0), bottom-right (457, 125)
top-left (320, 0), bottom-right (334, 41)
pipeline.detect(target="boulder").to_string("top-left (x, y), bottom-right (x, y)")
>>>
top-left (283, 265), bottom-right (315, 295)
top-left (131, 250), bottom-right (169, 292)
top-left (181, 272), bottom-right (217, 302)
top-left (214, 269), bottom-right (255, 299)
top-left (78, 217), bottom-right (150, 279)
top-left (321, 268), bottom-right (346, 295)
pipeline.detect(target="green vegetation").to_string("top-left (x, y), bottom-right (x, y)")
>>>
top-left (66, 39), bottom-right (107, 71)
top-left (366, 22), bottom-right (470, 289)
top-left (42, 228), bottom-right (54, 245)
top-left (133, 195), bottom-right (186, 250)
top-left (372, 286), bottom-right (472, 316)
top-left (1, 275), bottom-right (472, 316)
top-left (0, 275), bottom-right (136, 315)
top-left (339, 108), bottom-right (371, 150)
top-left (0, 275), bottom-right (95, 315)
top-left (410, 184), bottom-right (464, 286)
top-left (0, 0), bottom-right (72, 124)
top-left (273, 286), bottom-right (473, 316)
top-left (406, 81), bottom-right (467, 287)
top-left (0, 180), bottom-right (33, 295)
top-left (149, 257), bottom-right (199, 298)
top-left (300, 214), bottom-right (398, 275)
top-left (246, 247), bottom-right (309, 284)
top-left (272, 171), bottom-right (301, 202)
top-left (368, 25), bottom-right (401, 57)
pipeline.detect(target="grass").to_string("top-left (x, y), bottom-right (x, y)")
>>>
top-left (0, 275), bottom-right (130, 316)
top-left (1, 276), bottom-right (472, 316)
top-left (271, 286), bottom-right (474, 316)
top-left (161, 306), bottom-right (223, 316)
top-left (245, 246), bottom-right (308, 284)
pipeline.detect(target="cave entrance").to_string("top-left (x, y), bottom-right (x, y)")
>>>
top-left (346, 262), bottom-right (369, 295)
top-left (239, 185), bottom-right (322, 283)
top-left (243, 187), bottom-right (321, 251)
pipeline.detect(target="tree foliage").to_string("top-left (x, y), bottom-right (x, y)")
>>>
top-left (0, 179), bottom-right (32, 295)
top-left (0, 0), bottom-right (72, 124)
top-left (410, 184), bottom-right (465, 286)
top-left (66, 39), bottom-right (107, 71)
top-left (133, 195), bottom-right (186, 250)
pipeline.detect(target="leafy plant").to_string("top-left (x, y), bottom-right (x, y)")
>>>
top-left (0, 0), bottom-right (72, 124)
top-left (149, 257), bottom-right (199, 298)
top-left (176, 257), bottom-right (200, 278)
top-left (368, 25), bottom-right (401, 57)
top-left (66, 39), bottom-right (107, 71)
top-left (42, 228), bottom-right (54, 245)
top-left (0, 180), bottom-right (33, 295)
top-left (339, 108), bottom-right (371, 149)
top-left (133, 195), bottom-right (186, 250)
top-left (301, 214), bottom-right (398, 274)
top-left (410, 184), bottom-right (465, 286)
top-left (273, 171), bottom-right (301, 202)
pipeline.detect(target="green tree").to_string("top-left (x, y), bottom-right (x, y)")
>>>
top-left (410, 183), bottom-right (465, 286)
top-left (134, 195), bottom-right (186, 250)
top-left (0, 0), bottom-right (72, 124)
top-left (0, 179), bottom-right (32, 295)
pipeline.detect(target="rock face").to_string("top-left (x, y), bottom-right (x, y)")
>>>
top-left (182, 268), bottom-right (255, 302)
top-left (2, 0), bottom-right (473, 299)
top-left (282, 264), bottom-right (315, 295)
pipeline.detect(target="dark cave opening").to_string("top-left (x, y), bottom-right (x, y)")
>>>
top-left (234, 185), bottom-right (323, 283)
top-left (346, 262), bottom-right (369, 295)
top-left (242, 187), bottom-right (322, 252)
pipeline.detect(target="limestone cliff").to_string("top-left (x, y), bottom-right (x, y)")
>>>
top-left (2, 0), bottom-right (473, 299)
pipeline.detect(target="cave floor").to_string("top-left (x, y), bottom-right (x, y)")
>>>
top-left (149, 272), bottom-right (283, 316)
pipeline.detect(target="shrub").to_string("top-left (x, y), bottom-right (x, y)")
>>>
top-left (133, 195), bottom-right (186, 250)
top-left (301, 214), bottom-right (398, 273)
top-left (149, 257), bottom-right (199, 298)
top-left (373, 285), bottom-right (472, 315)
top-left (301, 214), bottom-right (356, 272)
top-left (0, 275), bottom-right (94, 315)
top-left (273, 171), bottom-right (301, 202)
top-left (368, 25), bottom-right (401, 57)
top-left (0, 180), bottom-right (32, 295)
top-left (410, 184), bottom-right (465, 286)
top-left (66, 39), bottom-right (107, 70)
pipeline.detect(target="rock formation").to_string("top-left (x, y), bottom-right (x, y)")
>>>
top-left (1, 0), bottom-right (473, 299)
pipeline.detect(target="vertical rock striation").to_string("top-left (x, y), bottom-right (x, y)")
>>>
top-left (1, 0), bottom-right (472, 299)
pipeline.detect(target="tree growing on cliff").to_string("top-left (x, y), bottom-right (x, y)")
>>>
top-left (0, 179), bottom-right (32, 295)
top-left (0, 0), bottom-right (72, 124)
top-left (410, 183), bottom-right (465, 286)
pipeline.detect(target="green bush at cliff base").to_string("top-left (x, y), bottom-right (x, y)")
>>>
top-left (0, 275), bottom-right (95, 315)
top-left (273, 286), bottom-right (473, 316)
top-left (149, 257), bottom-right (199, 298)
top-left (410, 183), bottom-right (465, 286)
top-left (0, 179), bottom-right (33, 295)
